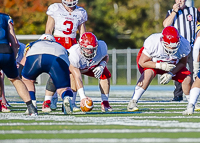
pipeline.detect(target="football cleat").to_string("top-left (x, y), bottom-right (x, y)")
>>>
top-left (50, 95), bottom-right (58, 110)
top-left (27, 104), bottom-right (38, 116)
top-left (194, 103), bottom-right (200, 111)
top-left (80, 97), bottom-right (94, 112)
top-left (2, 104), bottom-right (11, 113)
top-left (25, 100), bottom-right (37, 114)
top-left (63, 96), bottom-right (73, 115)
top-left (101, 101), bottom-right (112, 112)
top-left (72, 103), bottom-right (81, 112)
top-left (127, 100), bottom-right (139, 111)
top-left (42, 100), bottom-right (52, 113)
top-left (0, 100), bottom-right (11, 113)
top-left (182, 103), bottom-right (195, 115)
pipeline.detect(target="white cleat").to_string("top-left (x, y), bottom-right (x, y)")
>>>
top-left (127, 100), bottom-right (139, 111)
top-left (182, 103), bottom-right (195, 115)
top-left (194, 103), bottom-right (200, 111)
top-left (63, 97), bottom-right (73, 115)
top-left (72, 103), bottom-right (80, 112)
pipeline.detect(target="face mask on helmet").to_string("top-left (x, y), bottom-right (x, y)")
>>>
top-left (39, 34), bottom-right (55, 41)
top-left (79, 32), bottom-right (98, 59)
top-left (62, 0), bottom-right (78, 7)
top-left (161, 26), bottom-right (180, 55)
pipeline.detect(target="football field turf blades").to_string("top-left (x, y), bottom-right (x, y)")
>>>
top-left (0, 85), bottom-right (200, 142)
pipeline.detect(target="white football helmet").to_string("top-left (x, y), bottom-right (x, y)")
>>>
top-left (62, 0), bottom-right (78, 7)
top-left (79, 32), bottom-right (98, 59)
top-left (39, 34), bottom-right (55, 41)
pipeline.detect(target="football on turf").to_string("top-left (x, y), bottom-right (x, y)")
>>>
top-left (80, 97), bottom-right (94, 112)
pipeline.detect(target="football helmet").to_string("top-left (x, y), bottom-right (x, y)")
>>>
top-left (79, 32), bottom-right (98, 59)
top-left (62, 0), bottom-right (78, 7)
top-left (161, 26), bottom-right (180, 55)
top-left (39, 34), bottom-right (55, 41)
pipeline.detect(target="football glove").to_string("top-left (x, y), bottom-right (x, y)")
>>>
top-left (193, 61), bottom-right (200, 81)
top-left (160, 72), bottom-right (174, 85)
top-left (155, 62), bottom-right (176, 71)
top-left (93, 61), bottom-right (106, 79)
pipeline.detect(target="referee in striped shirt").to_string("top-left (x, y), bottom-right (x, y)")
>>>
top-left (163, 0), bottom-right (200, 101)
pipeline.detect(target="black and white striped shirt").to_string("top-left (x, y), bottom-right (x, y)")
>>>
top-left (166, 6), bottom-right (200, 47)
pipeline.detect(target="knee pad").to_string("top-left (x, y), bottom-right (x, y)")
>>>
top-left (46, 77), bottom-right (56, 92)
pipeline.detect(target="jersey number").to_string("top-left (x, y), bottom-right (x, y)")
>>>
top-left (62, 21), bottom-right (73, 35)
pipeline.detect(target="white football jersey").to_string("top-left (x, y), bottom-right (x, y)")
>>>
top-left (26, 40), bottom-right (70, 65)
top-left (68, 40), bottom-right (108, 73)
top-left (46, 3), bottom-right (87, 38)
top-left (143, 33), bottom-right (191, 65)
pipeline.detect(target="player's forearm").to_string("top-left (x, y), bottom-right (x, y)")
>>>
top-left (163, 13), bottom-right (176, 27)
top-left (139, 61), bottom-right (157, 69)
top-left (79, 23), bottom-right (86, 37)
top-left (171, 59), bottom-right (187, 75)
top-left (45, 16), bottom-right (54, 35)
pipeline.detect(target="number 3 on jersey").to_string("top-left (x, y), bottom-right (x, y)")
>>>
top-left (62, 20), bottom-right (73, 35)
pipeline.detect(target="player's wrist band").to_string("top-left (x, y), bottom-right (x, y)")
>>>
top-left (172, 9), bottom-right (178, 13)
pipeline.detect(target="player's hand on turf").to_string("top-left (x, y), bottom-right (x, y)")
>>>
top-left (93, 66), bottom-right (104, 79)
top-left (160, 72), bottom-right (174, 84)
top-left (156, 62), bottom-right (176, 71)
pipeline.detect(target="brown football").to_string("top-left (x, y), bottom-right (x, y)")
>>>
top-left (80, 97), bottom-right (94, 112)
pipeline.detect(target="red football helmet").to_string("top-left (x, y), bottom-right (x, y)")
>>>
top-left (79, 32), bottom-right (98, 59)
top-left (161, 26), bottom-right (180, 55)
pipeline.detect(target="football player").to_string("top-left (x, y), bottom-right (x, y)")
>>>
top-left (0, 13), bottom-right (37, 115)
top-left (41, 0), bottom-right (88, 112)
top-left (183, 22), bottom-right (200, 115)
top-left (127, 26), bottom-right (192, 112)
top-left (68, 32), bottom-right (112, 112)
top-left (22, 34), bottom-right (74, 115)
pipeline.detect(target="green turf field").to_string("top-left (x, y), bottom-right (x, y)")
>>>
top-left (0, 86), bottom-right (200, 143)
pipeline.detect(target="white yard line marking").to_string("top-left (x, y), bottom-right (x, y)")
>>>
top-left (0, 115), bottom-right (200, 128)
top-left (1, 138), bottom-right (200, 143)
top-left (1, 128), bottom-right (200, 134)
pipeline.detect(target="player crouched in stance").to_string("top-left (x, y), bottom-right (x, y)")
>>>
top-left (127, 26), bottom-right (192, 111)
top-left (69, 32), bottom-right (112, 112)
top-left (22, 34), bottom-right (74, 115)
top-left (183, 24), bottom-right (200, 115)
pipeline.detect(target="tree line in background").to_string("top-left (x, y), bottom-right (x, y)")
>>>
top-left (1, 0), bottom-right (200, 49)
